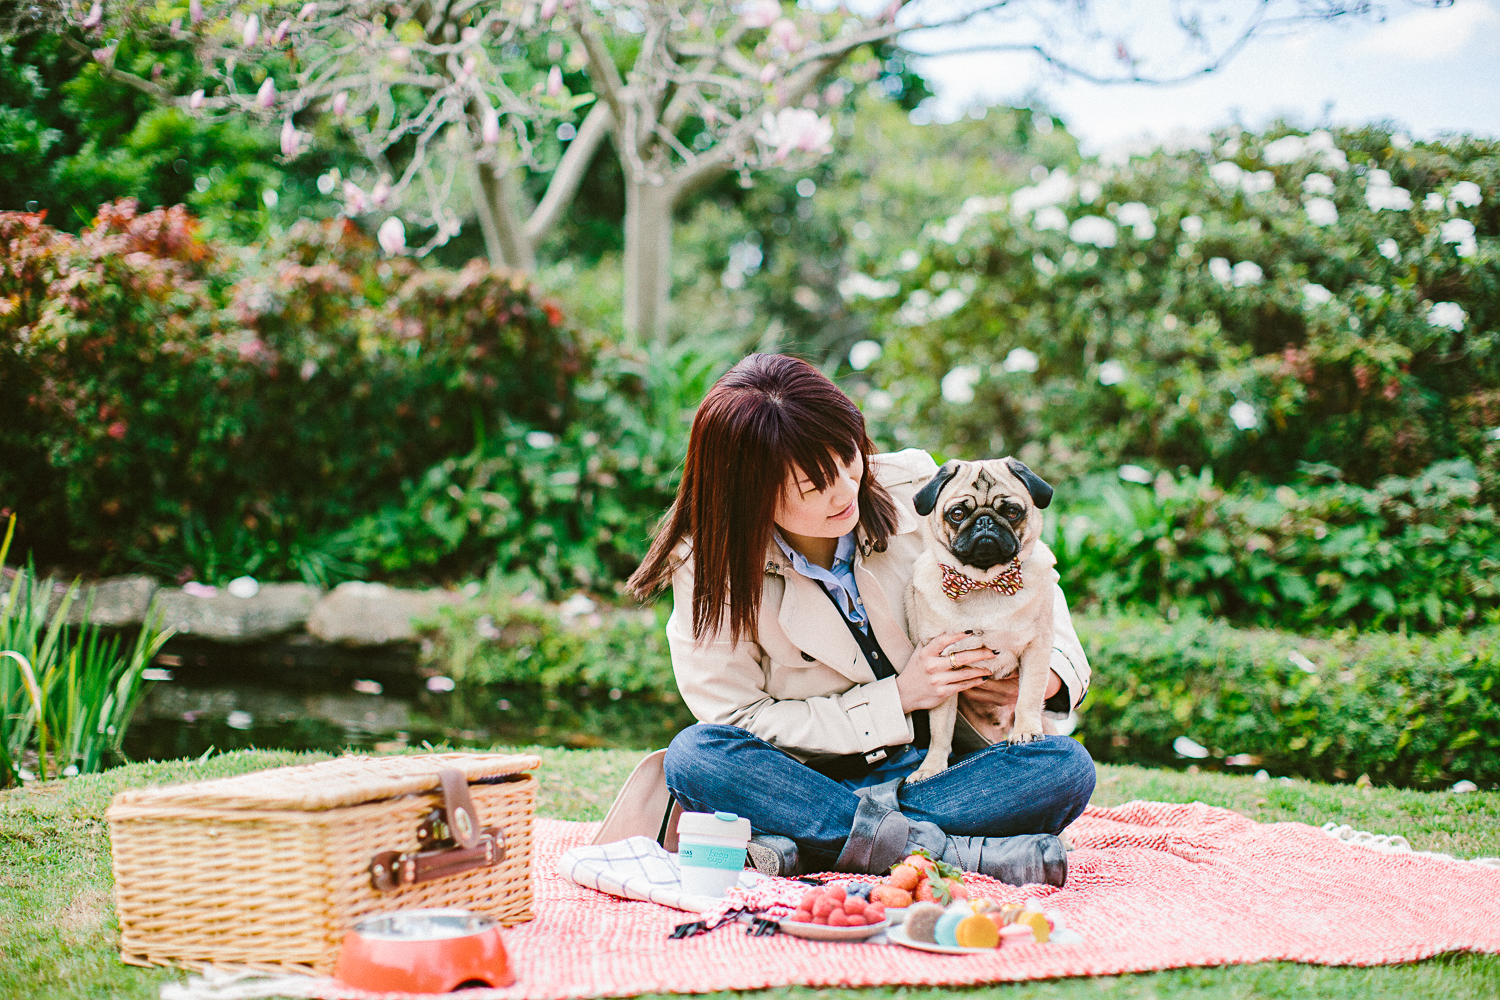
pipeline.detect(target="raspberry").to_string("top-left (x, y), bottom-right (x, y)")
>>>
top-left (843, 897), bottom-right (866, 916)
top-left (827, 909), bottom-right (850, 927)
top-left (811, 896), bottom-right (836, 920)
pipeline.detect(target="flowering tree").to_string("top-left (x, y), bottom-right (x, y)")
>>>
top-left (35, 0), bottom-right (1433, 338)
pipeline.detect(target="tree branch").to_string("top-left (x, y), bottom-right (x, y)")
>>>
top-left (525, 100), bottom-right (612, 244)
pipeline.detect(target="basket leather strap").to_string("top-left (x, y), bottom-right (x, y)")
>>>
top-left (368, 768), bottom-right (508, 892)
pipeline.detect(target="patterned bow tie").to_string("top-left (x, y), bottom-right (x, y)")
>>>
top-left (939, 560), bottom-right (1025, 600)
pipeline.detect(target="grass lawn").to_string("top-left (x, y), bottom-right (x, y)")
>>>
top-left (1, 749), bottom-right (1497, 1000)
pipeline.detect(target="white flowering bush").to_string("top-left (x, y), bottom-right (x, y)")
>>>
top-left (847, 125), bottom-right (1497, 493)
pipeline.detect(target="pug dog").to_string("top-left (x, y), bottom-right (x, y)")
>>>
top-left (903, 458), bottom-right (1055, 782)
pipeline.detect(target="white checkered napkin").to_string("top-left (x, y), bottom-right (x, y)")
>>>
top-left (559, 835), bottom-right (737, 913)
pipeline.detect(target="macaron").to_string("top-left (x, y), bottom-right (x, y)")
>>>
top-left (903, 902), bottom-right (945, 943)
top-left (1017, 911), bottom-right (1050, 943)
top-left (933, 910), bottom-right (966, 947)
top-left (999, 924), bottom-right (1035, 948)
top-left (954, 913), bottom-right (1000, 949)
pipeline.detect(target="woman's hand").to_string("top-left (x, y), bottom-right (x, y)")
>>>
top-left (896, 633), bottom-right (996, 712)
top-left (960, 670), bottom-right (1065, 715)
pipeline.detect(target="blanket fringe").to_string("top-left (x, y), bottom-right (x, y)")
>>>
top-left (1320, 822), bottom-right (1500, 869)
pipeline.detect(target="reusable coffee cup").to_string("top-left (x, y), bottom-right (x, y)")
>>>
top-left (675, 810), bottom-right (752, 898)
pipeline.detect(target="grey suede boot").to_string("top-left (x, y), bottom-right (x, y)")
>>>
top-left (830, 777), bottom-right (1067, 887)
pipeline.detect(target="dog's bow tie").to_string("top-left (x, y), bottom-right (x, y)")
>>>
top-left (939, 560), bottom-right (1025, 600)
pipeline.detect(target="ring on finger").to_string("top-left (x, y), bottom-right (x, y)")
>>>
top-left (947, 652), bottom-right (956, 668)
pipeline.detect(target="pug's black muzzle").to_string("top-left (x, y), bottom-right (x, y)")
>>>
top-left (951, 513), bottom-right (1018, 570)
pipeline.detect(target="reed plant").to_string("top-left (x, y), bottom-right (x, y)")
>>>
top-left (0, 516), bottom-right (173, 785)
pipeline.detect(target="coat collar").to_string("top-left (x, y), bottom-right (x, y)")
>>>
top-left (764, 500), bottom-right (919, 574)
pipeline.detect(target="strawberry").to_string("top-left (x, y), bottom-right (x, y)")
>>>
top-left (843, 897), bottom-right (866, 916)
top-left (865, 903), bottom-right (886, 923)
top-left (870, 884), bottom-right (913, 908)
top-left (887, 863), bottom-right (921, 892)
top-left (902, 853), bottom-right (937, 876)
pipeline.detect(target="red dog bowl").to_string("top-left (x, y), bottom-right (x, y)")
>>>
top-left (334, 908), bottom-right (514, 993)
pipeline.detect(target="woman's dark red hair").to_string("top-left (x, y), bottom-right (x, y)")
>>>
top-left (627, 353), bottom-right (899, 645)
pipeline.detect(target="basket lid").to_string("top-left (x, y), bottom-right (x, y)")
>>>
top-left (108, 752), bottom-right (541, 812)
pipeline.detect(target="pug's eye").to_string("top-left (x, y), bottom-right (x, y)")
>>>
top-left (1000, 504), bottom-right (1024, 522)
top-left (946, 506), bottom-right (967, 524)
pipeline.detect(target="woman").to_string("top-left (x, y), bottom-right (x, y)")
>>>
top-left (628, 354), bottom-right (1095, 885)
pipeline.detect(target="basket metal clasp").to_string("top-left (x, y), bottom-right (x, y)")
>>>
top-left (369, 768), bottom-right (507, 892)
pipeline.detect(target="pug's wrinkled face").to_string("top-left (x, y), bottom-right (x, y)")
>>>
top-left (912, 458), bottom-right (1054, 572)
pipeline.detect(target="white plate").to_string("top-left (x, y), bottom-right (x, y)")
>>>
top-left (778, 918), bottom-right (890, 941)
top-left (885, 922), bottom-right (997, 954)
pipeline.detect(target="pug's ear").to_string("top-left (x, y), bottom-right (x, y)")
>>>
top-left (1006, 458), bottom-right (1053, 510)
top-left (913, 461), bottom-right (961, 516)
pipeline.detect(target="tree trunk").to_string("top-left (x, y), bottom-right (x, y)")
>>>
top-left (471, 160), bottom-right (536, 273)
top-left (623, 179), bottom-right (673, 340)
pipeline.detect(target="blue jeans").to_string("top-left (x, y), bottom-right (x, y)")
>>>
top-left (663, 723), bottom-right (1096, 870)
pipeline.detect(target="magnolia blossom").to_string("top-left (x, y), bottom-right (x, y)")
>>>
top-left (1232, 261), bottom-right (1264, 287)
top-left (82, 1), bottom-right (102, 29)
top-left (1208, 257), bottom-right (1233, 285)
top-left (760, 108), bottom-right (832, 162)
top-left (1010, 169), bottom-right (1074, 217)
top-left (1001, 347), bottom-right (1039, 373)
top-left (1423, 192), bottom-right (1445, 211)
top-left (377, 217), bottom-right (407, 255)
top-left (1304, 197), bottom-right (1339, 227)
top-left (300, 3), bottom-right (318, 20)
top-left (1365, 168), bottom-right (1413, 211)
top-left (848, 340), bottom-right (882, 370)
top-left (1451, 180), bottom-right (1482, 208)
top-left (331, 91), bottom-right (348, 116)
top-left (768, 17), bottom-right (804, 53)
top-left (272, 18), bottom-right (290, 44)
top-left (1032, 206), bottom-right (1068, 231)
top-left (481, 106), bottom-right (501, 145)
top-left (243, 14), bottom-right (260, 46)
top-left (1209, 161), bottom-right (1243, 189)
top-left (1118, 465), bottom-right (1153, 485)
top-left (1302, 283), bottom-right (1333, 305)
top-left (1098, 360), bottom-right (1126, 386)
top-left (1114, 202), bottom-right (1155, 239)
top-left (188, 89), bottom-right (205, 109)
top-left (342, 180), bottom-right (369, 214)
top-left (279, 118), bottom-right (301, 157)
top-left (190, 0), bottom-right (203, 23)
top-left (1427, 301), bottom-right (1467, 331)
top-left (1377, 238), bottom-right (1399, 260)
top-left (941, 365), bottom-right (981, 404)
top-left (740, 0), bottom-right (782, 29)
top-left (371, 177), bottom-right (392, 207)
top-left (1261, 130), bottom-right (1348, 170)
top-left (1070, 215), bottom-right (1118, 247)
top-left (1229, 400), bottom-right (1259, 430)
top-left (540, 0), bottom-right (559, 19)
top-left (1440, 218), bottom-right (1478, 257)
top-left (1302, 173), bottom-right (1335, 195)
top-left (1180, 215), bottom-right (1204, 239)
top-left (1240, 170), bottom-right (1275, 195)
top-left (255, 77), bottom-right (277, 108)
top-left (547, 65), bottom-right (564, 97)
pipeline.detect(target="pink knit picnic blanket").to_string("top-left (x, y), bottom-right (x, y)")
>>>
top-left (175, 801), bottom-right (1500, 999)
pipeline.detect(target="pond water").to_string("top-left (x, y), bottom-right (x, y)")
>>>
top-left (121, 638), bottom-right (697, 760)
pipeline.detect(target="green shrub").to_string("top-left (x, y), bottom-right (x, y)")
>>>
top-left (1074, 613), bottom-right (1500, 789)
top-left (0, 202), bottom-right (595, 587)
top-left (854, 125), bottom-right (1498, 490)
top-left (417, 583), bottom-right (675, 695)
top-left (1050, 460), bottom-right (1500, 631)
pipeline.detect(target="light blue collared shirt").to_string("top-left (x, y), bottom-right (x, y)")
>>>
top-left (772, 530), bottom-right (867, 628)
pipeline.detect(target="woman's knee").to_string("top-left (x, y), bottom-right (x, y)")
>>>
top-left (663, 723), bottom-right (757, 796)
top-left (1047, 735), bottom-right (1097, 816)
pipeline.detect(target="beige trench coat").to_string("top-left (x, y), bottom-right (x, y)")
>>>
top-left (665, 448), bottom-right (1092, 760)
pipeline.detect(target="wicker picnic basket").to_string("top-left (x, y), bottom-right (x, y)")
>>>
top-left (106, 752), bottom-right (540, 975)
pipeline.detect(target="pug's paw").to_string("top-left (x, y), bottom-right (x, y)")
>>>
top-left (1005, 725), bottom-right (1045, 745)
top-left (938, 634), bottom-right (991, 656)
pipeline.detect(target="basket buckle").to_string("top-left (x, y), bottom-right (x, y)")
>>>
top-left (368, 768), bottom-right (508, 892)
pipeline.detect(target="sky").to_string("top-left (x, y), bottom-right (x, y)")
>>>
top-left (904, 0), bottom-right (1500, 153)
